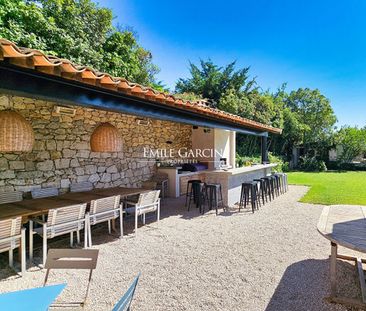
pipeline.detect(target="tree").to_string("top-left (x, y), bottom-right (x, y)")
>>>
top-left (249, 92), bottom-right (284, 128)
top-left (284, 88), bottom-right (337, 151)
top-left (335, 126), bottom-right (366, 162)
top-left (0, 0), bottom-right (159, 85)
top-left (270, 87), bottom-right (337, 160)
top-left (175, 59), bottom-right (256, 104)
top-left (175, 59), bottom-right (286, 157)
top-left (218, 88), bottom-right (254, 116)
top-left (271, 107), bottom-right (308, 159)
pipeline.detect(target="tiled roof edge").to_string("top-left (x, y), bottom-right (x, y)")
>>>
top-left (0, 39), bottom-right (282, 134)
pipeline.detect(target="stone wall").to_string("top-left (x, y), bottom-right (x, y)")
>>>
top-left (0, 94), bottom-right (192, 196)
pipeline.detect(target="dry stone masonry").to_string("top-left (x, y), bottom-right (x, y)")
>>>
top-left (0, 94), bottom-right (192, 196)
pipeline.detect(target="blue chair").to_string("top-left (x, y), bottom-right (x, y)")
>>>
top-left (0, 284), bottom-right (65, 311)
top-left (112, 273), bottom-right (140, 311)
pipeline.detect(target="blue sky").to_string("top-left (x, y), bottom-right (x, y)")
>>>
top-left (98, 0), bottom-right (366, 127)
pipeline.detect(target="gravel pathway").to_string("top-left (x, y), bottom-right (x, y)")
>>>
top-left (0, 185), bottom-right (361, 310)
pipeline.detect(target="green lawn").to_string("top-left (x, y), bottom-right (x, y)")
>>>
top-left (287, 171), bottom-right (366, 205)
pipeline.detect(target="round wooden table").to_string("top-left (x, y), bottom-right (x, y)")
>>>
top-left (317, 205), bottom-right (366, 309)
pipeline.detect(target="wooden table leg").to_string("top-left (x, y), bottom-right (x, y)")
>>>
top-left (357, 258), bottom-right (366, 303)
top-left (111, 219), bottom-right (117, 232)
top-left (330, 242), bottom-right (338, 296)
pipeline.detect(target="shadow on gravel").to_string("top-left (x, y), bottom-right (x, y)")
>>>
top-left (265, 258), bottom-right (360, 311)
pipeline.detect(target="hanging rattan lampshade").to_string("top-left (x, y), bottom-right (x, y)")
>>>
top-left (90, 122), bottom-right (122, 152)
top-left (0, 110), bottom-right (34, 152)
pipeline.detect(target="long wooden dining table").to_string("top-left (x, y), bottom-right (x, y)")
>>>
top-left (0, 187), bottom-right (149, 223)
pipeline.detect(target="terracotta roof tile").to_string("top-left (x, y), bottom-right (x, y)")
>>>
top-left (0, 39), bottom-right (282, 134)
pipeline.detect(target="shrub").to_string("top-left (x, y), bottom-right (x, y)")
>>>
top-left (300, 156), bottom-right (327, 172)
top-left (235, 154), bottom-right (261, 167)
top-left (327, 161), bottom-right (366, 171)
top-left (282, 161), bottom-right (290, 172)
top-left (268, 153), bottom-right (288, 172)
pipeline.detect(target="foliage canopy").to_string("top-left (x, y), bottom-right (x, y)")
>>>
top-left (334, 126), bottom-right (366, 162)
top-left (175, 59), bottom-right (339, 161)
top-left (0, 0), bottom-right (159, 85)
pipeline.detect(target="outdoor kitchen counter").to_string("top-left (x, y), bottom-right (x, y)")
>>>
top-left (159, 163), bottom-right (277, 205)
top-left (204, 163), bottom-right (278, 207)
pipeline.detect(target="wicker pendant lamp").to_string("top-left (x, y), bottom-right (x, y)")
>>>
top-left (0, 110), bottom-right (34, 152)
top-left (90, 122), bottom-right (122, 152)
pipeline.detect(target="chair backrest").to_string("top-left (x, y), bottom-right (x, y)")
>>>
top-left (90, 195), bottom-right (120, 216)
top-left (112, 273), bottom-right (140, 311)
top-left (137, 190), bottom-right (160, 207)
top-left (70, 182), bottom-right (93, 193)
top-left (0, 191), bottom-right (23, 204)
top-left (45, 249), bottom-right (99, 271)
top-left (0, 217), bottom-right (22, 252)
top-left (47, 204), bottom-right (87, 235)
top-left (31, 188), bottom-right (59, 199)
top-left (44, 249), bottom-right (99, 305)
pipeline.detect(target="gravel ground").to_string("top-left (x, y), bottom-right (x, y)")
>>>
top-left (0, 185), bottom-right (362, 311)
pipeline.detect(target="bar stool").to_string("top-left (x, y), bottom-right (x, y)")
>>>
top-left (283, 173), bottom-right (288, 192)
top-left (185, 179), bottom-right (202, 208)
top-left (278, 174), bottom-right (285, 194)
top-left (205, 183), bottom-right (224, 215)
top-left (253, 179), bottom-right (267, 205)
top-left (269, 175), bottom-right (278, 198)
top-left (239, 181), bottom-right (260, 213)
top-left (261, 177), bottom-right (274, 201)
top-left (188, 182), bottom-right (206, 214)
top-left (271, 174), bottom-right (281, 196)
top-left (275, 173), bottom-right (288, 193)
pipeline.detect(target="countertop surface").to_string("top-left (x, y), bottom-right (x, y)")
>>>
top-left (205, 163), bottom-right (278, 176)
top-left (158, 163), bottom-right (277, 176)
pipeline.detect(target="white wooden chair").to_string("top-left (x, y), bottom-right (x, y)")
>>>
top-left (31, 188), bottom-right (58, 199)
top-left (29, 203), bottom-right (87, 266)
top-left (125, 190), bottom-right (160, 235)
top-left (87, 195), bottom-right (123, 247)
top-left (70, 182), bottom-right (93, 193)
top-left (0, 217), bottom-right (26, 275)
top-left (0, 191), bottom-right (23, 204)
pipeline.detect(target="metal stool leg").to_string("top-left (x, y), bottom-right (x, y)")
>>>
top-left (239, 184), bottom-right (244, 212)
top-left (250, 184), bottom-right (256, 213)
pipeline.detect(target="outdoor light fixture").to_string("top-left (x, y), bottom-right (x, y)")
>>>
top-left (135, 118), bottom-right (150, 126)
top-left (54, 105), bottom-right (76, 116)
top-left (90, 122), bottom-right (122, 152)
top-left (0, 110), bottom-right (34, 152)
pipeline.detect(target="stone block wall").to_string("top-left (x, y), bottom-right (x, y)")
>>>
top-left (0, 94), bottom-right (192, 196)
